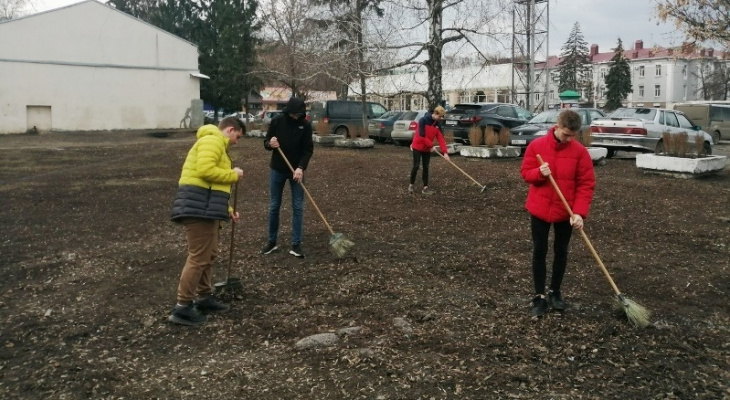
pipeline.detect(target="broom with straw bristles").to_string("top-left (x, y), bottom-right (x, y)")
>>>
top-left (536, 154), bottom-right (651, 328)
top-left (275, 148), bottom-right (354, 258)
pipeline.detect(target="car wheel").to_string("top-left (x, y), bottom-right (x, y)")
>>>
top-left (334, 126), bottom-right (349, 137)
top-left (606, 148), bottom-right (616, 158)
top-left (654, 140), bottom-right (664, 154)
top-left (711, 131), bottom-right (721, 144)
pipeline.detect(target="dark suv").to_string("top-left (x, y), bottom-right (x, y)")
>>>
top-left (309, 100), bottom-right (388, 137)
top-left (443, 103), bottom-right (533, 144)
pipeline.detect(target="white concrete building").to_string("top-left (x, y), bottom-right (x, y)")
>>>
top-left (356, 40), bottom-right (728, 113)
top-left (352, 64), bottom-right (526, 111)
top-left (0, 0), bottom-right (206, 134)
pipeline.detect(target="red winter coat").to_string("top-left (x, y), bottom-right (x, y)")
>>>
top-left (411, 124), bottom-right (448, 154)
top-left (521, 127), bottom-right (595, 223)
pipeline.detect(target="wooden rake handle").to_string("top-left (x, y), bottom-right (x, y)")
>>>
top-left (275, 147), bottom-right (335, 235)
top-left (535, 154), bottom-right (621, 295)
top-left (434, 150), bottom-right (484, 188)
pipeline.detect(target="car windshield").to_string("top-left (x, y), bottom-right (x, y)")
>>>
top-left (528, 110), bottom-right (560, 124)
top-left (608, 108), bottom-right (657, 121)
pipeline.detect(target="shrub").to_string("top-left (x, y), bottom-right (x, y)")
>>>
top-left (468, 126), bottom-right (482, 145)
top-left (315, 120), bottom-right (329, 136)
top-left (443, 130), bottom-right (454, 144)
top-left (484, 126), bottom-right (498, 148)
top-left (578, 128), bottom-right (593, 147)
top-left (498, 127), bottom-right (511, 146)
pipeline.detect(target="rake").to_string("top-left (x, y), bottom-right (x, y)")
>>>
top-left (214, 181), bottom-right (243, 294)
top-left (275, 147), bottom-right (354, 258)
top-left (536, 154), bottom-right (651, 328)
top-left (434, 150), bottom-right (487, 193)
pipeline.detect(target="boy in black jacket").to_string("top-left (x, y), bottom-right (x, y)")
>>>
top-left (261, 97), bottom-right (314, 258)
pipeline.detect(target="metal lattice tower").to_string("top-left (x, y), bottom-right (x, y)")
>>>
top-left (511, 0), bottom-right (549, 112)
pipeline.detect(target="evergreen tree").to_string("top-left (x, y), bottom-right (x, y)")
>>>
top-left (108, 0), bottom-right (262, 115)
top-left (604, 38), bottom-right (632, 111)
top-left (557, 22), bottom-right (591, 93)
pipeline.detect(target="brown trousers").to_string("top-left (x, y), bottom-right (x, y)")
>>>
top-left (176, 218), bottom-right (220, 303)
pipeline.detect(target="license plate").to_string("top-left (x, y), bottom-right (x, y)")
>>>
top-left (445, 120), bottom-right (457, 126)
top-left (511, 139), bottom-right (526, 145)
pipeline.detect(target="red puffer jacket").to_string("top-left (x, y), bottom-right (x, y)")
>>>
top-left (411, 124), bottom-right (448, 154)
top-left (521, 127), bottom-right (595, 222)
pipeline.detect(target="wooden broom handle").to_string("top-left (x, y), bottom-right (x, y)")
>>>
top-left (535, 154), bottom-right (621, 295)
top-left (275, 147), bottom-right (335, 235)
top-left (435, 150), bottom-right (484, 187)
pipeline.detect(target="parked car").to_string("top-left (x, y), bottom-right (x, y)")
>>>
top-left (443, 103), bottom-right (533, 145)
top-left (510, 108), bottom-right (606, 151)
top-left (590, 107), bottom-right (714, 157)
top-left (309, 100), bottom-right (388, 137)
top-left (390, 110), bottom-right (429, 146)
top-left (259, 110), bottom-right (282, 124)
top-left (672, 102), bottom-right (730, 144)
top-left (227, 112), bottom-right (255, 123)
top-left (368, 111), bottom-right (404, 142)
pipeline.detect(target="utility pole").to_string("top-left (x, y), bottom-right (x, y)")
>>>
top-left (512, 0), bottom-right (549, 112)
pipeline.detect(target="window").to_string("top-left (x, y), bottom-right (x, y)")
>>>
top-left (683, 85), bottom-right (687, 101)
top-left (655, 64), bottom-right (662, 76)
top-left (549, 90), bottom-right (554, 99)
top-left (682, 65), bottom-right (687, 79)
top-left (515, 106), bottom-right (533, 120)
top-left (370, 103), bottom-right (387, 118)
top-left (535, 93), bottom-right (540, 101)
top-left (600, 68), bottom-right (607, 79)
top-left (639, 85), bottom-right (644, 97)
top-left (676, 113), bottom-right (695, 129)
top-left (639, 66), bottom-right (645, 77)
top-left (655, 85), bottom-right (661, 97)
top-left (496, 106), bottom-right (517, 118)
top-left (665, 112), bottom-right (679, 127)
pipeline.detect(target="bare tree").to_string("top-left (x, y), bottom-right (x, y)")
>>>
top-left (0, 0), bottom-right (34, 20)
top-left (656, 1), bottom-right (730, 46)
top-left (696, 60), bottom-right (730, 100)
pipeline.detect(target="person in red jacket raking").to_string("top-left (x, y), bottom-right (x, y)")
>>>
top-left (520, 109), bottom-right (596, 317)
top-left (409, 106), bottom-right (449, 195)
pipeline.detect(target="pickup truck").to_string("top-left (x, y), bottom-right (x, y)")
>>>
top-left (590, 107), bottom-right (714, 158)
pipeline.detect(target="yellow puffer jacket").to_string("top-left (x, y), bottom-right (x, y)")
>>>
top-left (178, 125), bottom-right (238, 191)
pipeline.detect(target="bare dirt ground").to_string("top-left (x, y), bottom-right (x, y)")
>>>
top-left (0, 130), bottom-right (728, 400)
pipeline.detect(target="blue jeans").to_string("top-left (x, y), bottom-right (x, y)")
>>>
top-left (268, 168), bottom-right (304, 245)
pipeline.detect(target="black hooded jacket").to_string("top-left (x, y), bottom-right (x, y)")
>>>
top-left (263, 97), bottom-right (314, 174)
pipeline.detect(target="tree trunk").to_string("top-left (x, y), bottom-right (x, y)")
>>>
top-left (425, 0), bottom-right (443, 110)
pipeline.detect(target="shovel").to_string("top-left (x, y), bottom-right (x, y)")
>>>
top-left (435, 150), bottom-right (487, 193)
top-left (214, 181), bottom-right (243, 294)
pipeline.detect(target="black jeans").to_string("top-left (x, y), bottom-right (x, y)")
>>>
top-left (410, 149), bottom-right (431, 186)
top-left (531, 215), bottom-right (573, 295)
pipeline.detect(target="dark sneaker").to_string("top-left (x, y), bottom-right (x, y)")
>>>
top-left (289, 244), bottom-right (304, 258)
top-left (548, 290), bottom-right (565, 311)
top-left (195, 295), bottom-right (230, 313)
top-left (261, 242), bottom-right (278, 255)
top-left (169, 304), bottom-right (207, 326)
top-left (422, 188), bottom-right (434, 195)
top-left (529, 296), bottom-right (549, 317)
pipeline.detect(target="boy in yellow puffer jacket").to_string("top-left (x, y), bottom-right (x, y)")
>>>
top-left (169, 116), bottom-right (245, 326)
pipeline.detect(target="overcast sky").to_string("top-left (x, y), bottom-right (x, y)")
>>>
top-left (32, 0), bottom-right (691, 56)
